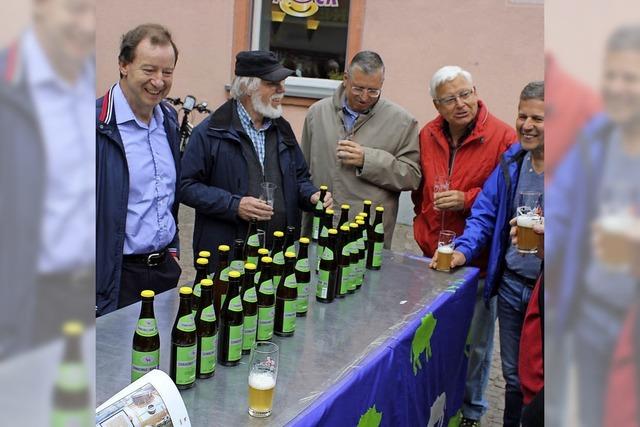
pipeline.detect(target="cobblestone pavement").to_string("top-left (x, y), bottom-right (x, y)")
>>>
top-left (177, 208), bottom-right (505, 426)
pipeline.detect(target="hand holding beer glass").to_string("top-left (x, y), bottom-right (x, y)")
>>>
top-left (435, 230), bottom-right (456, 272)
top-left (248, 341), bottom-right (279, 418)
top-left (516, 191), bottom-right (543, 254)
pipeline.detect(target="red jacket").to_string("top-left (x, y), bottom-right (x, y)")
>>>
top-left (412, 100), bottom-right (515, 270)
top-left (519, 274), bottom-right (544, 406)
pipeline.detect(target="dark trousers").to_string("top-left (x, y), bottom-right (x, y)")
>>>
top-left (118, 255), bottom-right (181, 309)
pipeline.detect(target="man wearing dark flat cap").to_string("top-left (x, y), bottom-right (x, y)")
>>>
top-left (181, 50), bottom-right (333, 267)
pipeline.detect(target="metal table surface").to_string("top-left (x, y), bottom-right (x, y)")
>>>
top-left (96, 248), bottom-right (477, 426)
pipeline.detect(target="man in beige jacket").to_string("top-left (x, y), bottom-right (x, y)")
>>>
top-left (300, 51), bottom-right (421, 247)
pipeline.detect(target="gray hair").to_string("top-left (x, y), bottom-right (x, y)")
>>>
top-left (607, 25), bottom-right (640, 52)
top-left (429, 66), bottom-right (473, 98)
top-left (520, 81), bottom-right (544, 101)
top-left (229, 76), bottom-right (261, 100)
top-left (348, 51), bottom-right (385, 75)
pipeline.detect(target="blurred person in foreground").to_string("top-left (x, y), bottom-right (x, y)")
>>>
top-left (430, 81), bottom-right (545, 427)
top-left (0, 0), bottom-right (94, 356)
top-left (180, 51), bottom-right (332, 268)
top-left (97, 24), bottom-right (182, 316)
top-left (412, 65), bottom-right (516, 427)
top-left (300, 51), bottom-right (421, 247)
top-left (546, 25), bottom-right (640, 426)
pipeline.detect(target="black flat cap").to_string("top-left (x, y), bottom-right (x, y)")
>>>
top-left (235, 50), bottom-right (295, 82)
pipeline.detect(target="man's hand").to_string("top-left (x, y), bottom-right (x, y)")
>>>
top-left (429, 249), bottom-right (467, 270)
top-left (433, 190), bottom-right (465, 211)
top-left (310, 190), bottom-right (334, 210)
top-left (238, 196), bottom-right (273, 221)
top-left (336, 139), bottom-right (365, 167)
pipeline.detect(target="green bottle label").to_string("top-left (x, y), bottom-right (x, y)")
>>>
top-left (132, 349), bottom-right (159, 381)
top-left (373, 242), bottom-right (383, 267)
top-left (286, 244), bottom-right (296, 254)
top-left (230, 260), bottom-right (244, 274)
top-left (317, 269), bottom-right (330, 299)
top-left (135, 318), bottom-right (158, 337)
top-left (297, 280), bottom-right (310, 313)
top-left (247, 255), bottom-right (258, 266)
top-left (51, 410), bottom-right (92, 427)
top-left (221, 293), bottom-right (226, 308)
top-left (56, 363), bottom-right (88, 392)
top-left (257, 306), bottom-right (275, 340)
top-left (282, 300), bottom-right (296, 333)
top-left (220, 266), bottom-right (230, 281)
top-left (228, 295), bottom-right (243, 313)
top-left (322, 247), bottom-right (334, 262)
top-left (284, 273), bottom-right (297, 289)
top-left (254, 270), bottom-right (261, 285)
top-left (175, 345), bottom-right (196, 385)
top-left (296, 258), bottom-right (310, 272)
top-left (341, 266), bottom-right (351, 294)
top-left (193, 283), bottom-right (201, 298)
top-left (177, 314), bottom-right (196, 332)
top-left (312, 216), bottom-right (320, 239)
top-left (228, 325), bottom-right (243, 361)
top-left (273, 252), bottom-right (284, 265)
top-left (248, 234), bottom-right (260, 247)
top-left (259, 278), bottom-right (274, 295)
top-left (200, 304), bottom-right (216, 322)
top-left (199, 334), bottom-right (217, 374)
top-left (243, 287), bottom-right (258, 303)
top-left (242, 314), bottom-right (258, 351)
top-left (375, 223), bottom-right (384, 234)
top-left (316, 245), bottom-right (324, 271)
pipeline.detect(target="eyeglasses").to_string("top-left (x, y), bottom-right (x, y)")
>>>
top-left (350, 86), bottom-right (381, 98)
top-left (435, 88), bottom-right (475, 106)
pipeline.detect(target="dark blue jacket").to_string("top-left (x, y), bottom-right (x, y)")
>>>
top-left (180, 99), bottom-right (317, 267)
top-left (455, 143), bottom-right (528, 302)
top-left (96, 84), bottom-right (181, 316)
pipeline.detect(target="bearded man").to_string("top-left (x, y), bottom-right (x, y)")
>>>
top-left (180, 50), bottom-right (332, 267)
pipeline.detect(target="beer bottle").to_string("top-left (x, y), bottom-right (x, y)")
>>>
top-left (316, 228), bottom-right (338, 303)
top-left (213, 244), bottom-right (231, 318)
top-left (196, 279), bottom-right (217, 379)
top-left (241, 263), bottom-right (258, 354)
top-left (311, 185), bottom-right (328, 241)
top-left (348, 223), bottom-right (360, 293)
top-left (52, 321), bottom-right (91, 427)
top-left (271, 230), bottom-right (285, 288)
top-left (256, 257), bottom-right (276, 341)
top-left (230, 238), bottom-right (246, 276)
top-left (193, 257), bottom-right (209, 314)
top-left (295, 237), bottom-right (311, 316)
top-left (284, 225), bottom-right (297, 255)
top-left (366, 206), bottom-right (385, 270)
top-left (357, 212), bottom-right (369, 251)
top-left (198, 250), bottom-right (212, 277)
top-left (218, 271), bottom-right (244, 366)
top-left (170, 287), bottom-right (197, 389)
top-left (245, 218), bottom-right (260, 265)
top-left (254, 248), bottom-right (270, 284)
top-left (338, 204), bottom-right (350, 228)
top-left (337, 225), bottom-right (351, 298)
top-left (362, 200), bottom-right (372, 226)
top-left (274, 252), bottom-right (298, 337)
top-left (356, 219), bottom-right (367, 288)
top-left (131, 290), bottom-right (160, 382)
top-left (316, 208), bottom-right (334, 273)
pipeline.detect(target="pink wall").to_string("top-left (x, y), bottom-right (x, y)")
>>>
top-left (97, 0), bottom-right (543, 135)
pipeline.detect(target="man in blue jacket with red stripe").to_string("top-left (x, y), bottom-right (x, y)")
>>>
top-left (96, 24), bottom-right (182, 316)
top-left (430, 81), bottom-right (545, 427)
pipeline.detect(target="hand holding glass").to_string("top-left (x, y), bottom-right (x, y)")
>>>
top-left (436, 230), bottom-right (456, 272)
top-left (260, 182), bottom-right (277, 208)
top-left (516, 192), bottom-right (542, 253)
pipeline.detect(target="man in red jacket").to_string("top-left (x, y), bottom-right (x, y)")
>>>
top-left (412, 65), bottom-right (515, 426)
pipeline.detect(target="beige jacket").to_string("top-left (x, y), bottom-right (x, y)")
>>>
top-left (300, 85), bottom-right (421, 247)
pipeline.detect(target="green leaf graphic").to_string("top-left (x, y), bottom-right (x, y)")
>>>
top-left (357, 405), bottom-right (383, 427)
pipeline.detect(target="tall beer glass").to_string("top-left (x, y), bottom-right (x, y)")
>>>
top-left (516, 191), bottom-right (542, 254)
top-left (248, 341), bottom-right (279, 417)
top-left (436, 230), bottom-right (456, 272)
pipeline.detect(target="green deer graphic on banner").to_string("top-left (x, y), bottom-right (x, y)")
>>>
top-left (410, 313), bottom-right (437, 375)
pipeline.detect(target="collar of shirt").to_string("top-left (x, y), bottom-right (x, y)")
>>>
top-left (442, 115), bottom-right (478, 147)
top-left (342, 97), bottom-right (360, 120)
top-left (236, 99), bottom-right (272, 133)
top-left (113, 82), bottom-right (164, 131)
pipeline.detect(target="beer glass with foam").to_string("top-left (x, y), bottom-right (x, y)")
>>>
top-left (248, 341), bottom-right (279, 417)
top-left (436, 230), bottom-right (456, 272)
top-left (516, 191), bottom-right (542, 254)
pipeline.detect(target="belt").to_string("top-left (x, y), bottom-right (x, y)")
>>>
top-left (504, 267), bottom-right (538, 288)
top-left (123, 249), bottom-right (168, 267)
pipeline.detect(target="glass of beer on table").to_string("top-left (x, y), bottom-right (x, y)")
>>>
top-left (516, 191), bottom-right (543, 254)
top-left (436, 230), bottom-right (456, 272)
top-left (248, 341), bottom-right (279, 417)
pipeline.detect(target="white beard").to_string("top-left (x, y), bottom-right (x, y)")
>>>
top-left (251, 91), bottom-right (283, 119)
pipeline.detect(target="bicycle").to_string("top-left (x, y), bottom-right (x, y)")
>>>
top-left (165, 95), bottom-right (212, 154)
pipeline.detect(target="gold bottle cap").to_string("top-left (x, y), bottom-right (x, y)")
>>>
top-left (285, 251), bottom-right (296, 258)
top-left (179, 286), bottom-right (193, 295)
top-left (326, 209), bottom-right (335, 215)
top-left (358, 212), bottom-right (368, 218)
top-left (340, 225), bottom-right (350, 231)
top-left (218, 244), bottom-right (230, 252)
top-left (356, 220), bottom-right (365, 225)
top-left (200, 279), bottom-right (213, 286)
top-left (198, 250), bottom-right (211, 258)
top-left (140, 290), bottom-right (155, 298)
top-left (363, 200), bottom-right (372, 205)
top-left (354, 216), bottom-right (364, 222)
top-left (229, 270), bottom-right (241, 279)
top-left (299, 237), bottom-right (310, 244)
top-left (328, 228), bottom-right (338, 235)
top-left (350, 223), bottom-right (358, 228)
top-left (320, 185), bottom-right (328, 190)
top-left (341, 204), bottom-right (350, 209)
top-left (245, 262), bottom-right (257, 270)
top-left (273, 231), bottom-right (284, 238)
top-left (261, 256), bottom-right (273, 263)
top-left (196, 257), bottom-right (209, 265)
top-left (258, 248), bottom-right (270, 255)
top-left (376, 206), bottom-right (384, 212)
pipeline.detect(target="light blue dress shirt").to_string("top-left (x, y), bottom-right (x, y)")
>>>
top-left (112, 83), bottom-right (177, 255)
